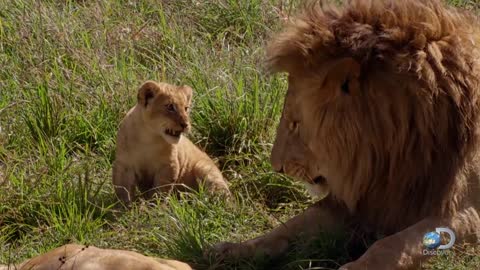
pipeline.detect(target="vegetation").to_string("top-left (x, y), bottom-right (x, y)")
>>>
top-left (0, 0), bottom-right (478, 269)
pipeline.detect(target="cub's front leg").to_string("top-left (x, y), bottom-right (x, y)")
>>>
top-left (194, 160), bottom-right (230, 195)
top-left (209, 196), bottom-right (347, 259)
top-left (151, 167), bottom-right (178, 196)
top-left (112, 161), bottom-right (137, 205)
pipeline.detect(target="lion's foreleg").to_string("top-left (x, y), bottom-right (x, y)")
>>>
top-left (340, 207), bottom-right (480, 270)
top-left (210, 196), bottom-right (347, 259)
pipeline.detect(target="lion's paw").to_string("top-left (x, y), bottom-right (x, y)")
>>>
top-left (338, 260), bottom-right (369, 270)
top-left (339, 258), bottom-right (393, 270)
top-left (205, 241), bottom-right (253, 260)
top-left (338, 262), bottom-right (355, 270)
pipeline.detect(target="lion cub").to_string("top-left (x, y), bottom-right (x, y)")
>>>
top-left (112, 80), bottom-right (230, 204)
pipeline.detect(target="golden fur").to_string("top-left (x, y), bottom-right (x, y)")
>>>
top-left (113, 81), bottom-right (230, 204)
top-left (0, 244), bottom-right (192, 270)
top-left (211, 0), bottom-right (480, 269)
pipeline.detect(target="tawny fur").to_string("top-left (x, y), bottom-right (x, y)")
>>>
top-left (0, 244), bottom-right (192, 270)
top-left (212, 0), bottom-right (480, 269)
top-left (113, 81), bottom-right (230, 204)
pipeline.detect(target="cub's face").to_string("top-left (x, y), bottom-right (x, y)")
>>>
top-left (137, 81), bottom-right (192, 144)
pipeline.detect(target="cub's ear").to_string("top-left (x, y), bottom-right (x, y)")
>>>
top-left (137, 81), bottom-right (160, 107)
top-left (180, 85), bottom-right (193, 104)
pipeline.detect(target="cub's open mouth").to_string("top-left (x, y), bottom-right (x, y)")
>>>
top-left (312, 175), bottom-right (327, 185)
top-left (165, 129), bottom-right (182, 138)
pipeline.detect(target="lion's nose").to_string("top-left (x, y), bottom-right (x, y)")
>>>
top-left (271, 154), bottom-right (284, 173)
top-left (180, 122), bottom-right (188, 129)
top-left (272, 164), bottom-right (284, 173)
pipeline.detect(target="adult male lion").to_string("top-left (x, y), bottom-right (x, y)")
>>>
top-left (212, 0), bottom-right (480, 269)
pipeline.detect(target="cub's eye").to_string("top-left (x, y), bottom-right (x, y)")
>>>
top-left (289, 121), bottom-right (299, 131)
top-left (341, 78), bottom-right (350, 94)
top-left (166, 104), bottom-right (175, 112)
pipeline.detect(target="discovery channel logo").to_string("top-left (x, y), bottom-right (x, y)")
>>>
top-left (422, 227), bottom-right (456, 255)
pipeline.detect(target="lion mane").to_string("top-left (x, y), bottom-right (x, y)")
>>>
top-left (211, 1), bottom-right (480, 268)
top-left (265, 0), bottom-right (480, 234)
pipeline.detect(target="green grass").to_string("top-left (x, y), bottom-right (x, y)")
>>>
top-left (0, 0), bottom-right (478, 269)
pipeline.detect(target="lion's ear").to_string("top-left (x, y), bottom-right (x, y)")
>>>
top-left (265, 40), bottom-right (306, 76)
top-left (265, 19), bottom-right (321, 76)
top-left (137, 81), bottom-right (160, 107)
top-left (180, 85), bottom-right (193, 104)
top-left (324, 58), bottom-right (361, 95)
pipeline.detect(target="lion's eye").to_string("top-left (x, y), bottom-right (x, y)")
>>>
top-left (166, 104), bottom-right (175, 112)
top-left (341, 78), bottom-right (350, 94)
top-left (289, 121), bottom-right (299, 131)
